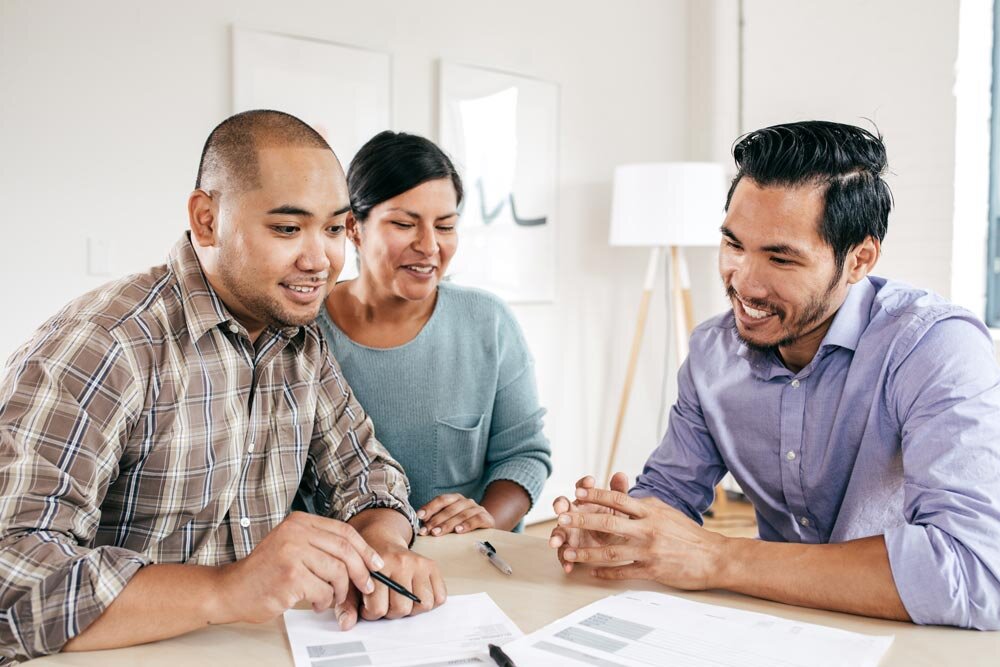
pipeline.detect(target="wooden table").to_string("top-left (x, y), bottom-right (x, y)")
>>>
top-left (27, 530), bottom-right (998, 665)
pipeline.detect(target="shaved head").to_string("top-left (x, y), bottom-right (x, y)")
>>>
top-left (195, 109), bottom-right (336, 193)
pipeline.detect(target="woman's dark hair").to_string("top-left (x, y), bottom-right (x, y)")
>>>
top-left (348, 131), bottom-right (464, 221)
top-left (725, 120), bottom-right (893, 276)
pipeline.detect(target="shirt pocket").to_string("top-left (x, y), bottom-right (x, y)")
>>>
top-left (434, 413), bottom-right (487, 491)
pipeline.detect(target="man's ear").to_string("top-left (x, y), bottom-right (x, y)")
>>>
top-left (346, 212), bottom-right (362, 249)
top-left (845, 236), bottom-right (881, 284)
top-left (188, 189), bottom-right (220, 247)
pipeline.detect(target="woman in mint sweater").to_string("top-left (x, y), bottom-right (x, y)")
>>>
top-left (317, 131), bottom-right (552, 535)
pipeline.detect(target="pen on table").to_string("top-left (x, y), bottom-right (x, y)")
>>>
top-left (370, 570), bottom-right (421, 603)
top-left (488, 643), bottom-right (518, 667)
top-left (476, 540), bottom-right (513, 575)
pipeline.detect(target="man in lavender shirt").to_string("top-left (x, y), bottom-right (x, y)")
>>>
top-left (550, 121), bottom-right (1000, 629)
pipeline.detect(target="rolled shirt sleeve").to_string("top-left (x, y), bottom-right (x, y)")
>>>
top-left (631, 355), bottom-right (728, 523)
top-left (885, 316), bottom-right (1000, 629)
top-left (0, 321), bottom-right (151, 662)
top-left (306, 348), bottom-right (417, 533)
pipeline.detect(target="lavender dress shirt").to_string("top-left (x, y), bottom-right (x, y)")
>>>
top-left (632, 276), bottom-right (1000, 629)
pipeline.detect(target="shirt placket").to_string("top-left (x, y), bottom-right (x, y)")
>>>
top-left (778, 375), bottom-right (818, 541)
top-left (230, 332), bottom-right (290, 558)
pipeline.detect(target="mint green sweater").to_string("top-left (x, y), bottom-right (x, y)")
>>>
top-left (316, 283), bottom-right (552, 513)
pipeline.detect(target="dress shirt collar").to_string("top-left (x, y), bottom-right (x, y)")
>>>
top-left (817, 277), bottom-right (876, 354)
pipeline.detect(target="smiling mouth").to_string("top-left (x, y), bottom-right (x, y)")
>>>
top-left (402, 265), bottom-right (435, 274)
top-left (741, 302), bottom-right (774, 319)
top-left (282, 284), bottom-right (320, 293)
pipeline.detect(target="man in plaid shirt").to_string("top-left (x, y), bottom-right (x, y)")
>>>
top-left (0, 110), bottom-right (445, 663)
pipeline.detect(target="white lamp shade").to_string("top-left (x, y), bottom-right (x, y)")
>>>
top-left (609, 162), bottom-right (727, 247)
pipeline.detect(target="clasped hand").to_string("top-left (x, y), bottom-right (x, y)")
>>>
top-left (548, 473), bottom-right (727, 590)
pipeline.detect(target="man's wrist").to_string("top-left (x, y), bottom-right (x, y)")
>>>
top-left (712, 535), bottom-right (748, 590)
top-left (208, 562), bottom-right (244, 624)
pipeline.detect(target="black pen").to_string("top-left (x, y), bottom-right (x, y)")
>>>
top-left (488, 643), bottom-right (518, 667)
top-left (370, 570), bottom-right (421, 603)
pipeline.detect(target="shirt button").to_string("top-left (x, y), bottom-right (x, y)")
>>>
top-left (791, 379), bottom-right (800, 388)
top-left (799, 516), bottom-right (810, 527)
top-left (247, 443), bottom-right (254, 454)
top-left (786, 451), bottom-right (796, 461)
top-left (239, 517), bottom-right (251, 528)
top-left (228, 324), bottom-right (239, 334)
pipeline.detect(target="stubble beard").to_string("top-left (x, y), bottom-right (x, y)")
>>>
top-left (217, 258), bottom-right (322, 331)
top-left (726, 283), bottom-right (834, 354)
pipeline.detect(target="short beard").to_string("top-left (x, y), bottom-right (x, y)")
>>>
top-left (217, 257), bottom-right (321, 331)
top-left (726, 283), bottom-right (833, 353)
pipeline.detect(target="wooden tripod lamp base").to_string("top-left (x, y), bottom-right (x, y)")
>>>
top-left (603, 246), bottom-right (727, 513)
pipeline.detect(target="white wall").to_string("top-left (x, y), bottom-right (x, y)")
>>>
top-left (0, 0), bottom-right (694, 522)
top-left (741, 0), bottom-right (963, 300)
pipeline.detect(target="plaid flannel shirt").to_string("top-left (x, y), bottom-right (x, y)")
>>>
top-left (0, 234), bottom-right (415, 663)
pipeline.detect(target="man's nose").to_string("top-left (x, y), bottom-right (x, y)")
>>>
top-left (297, 232), bottom-right (331, 272)
top-left (730, 257), bottom-right (769, 300)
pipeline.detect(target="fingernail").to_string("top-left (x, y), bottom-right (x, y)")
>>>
top-left (432, 527), bottom-right (441, 535)
top-left (455, 525), bottom-right (464, 533)
top-left (558, 514), bottom-right (571, 525)
top-left (420, 527), bottom-right (428, 535)
top-left (565, 549), bottom-right (577, 560)
top-left (337, 612), bottom-right (347, 626)
top-left (417, 510), bottom-right (425, 519)
top-left (576, 488), bottom-right (588, 499)
top-left (372, 554), bottom-right (385, 570)
top-left (365, 579), bottom-right (374, 593)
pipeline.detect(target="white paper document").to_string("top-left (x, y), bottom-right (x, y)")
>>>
top-left (284, 592), bottom-right (522, 667)
top-left (502, 590), bottom-right (894, 667)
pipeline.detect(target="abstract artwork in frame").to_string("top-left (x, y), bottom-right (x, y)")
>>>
top-left (439, 62), bottom-right (559, 303)
top-left (232, 28), bottom-right (392, 280)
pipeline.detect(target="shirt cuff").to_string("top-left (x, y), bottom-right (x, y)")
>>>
top-left (885, 522), bottom-right (970, 628)
top-left (3, 543), bottom-right (150, 662)
top-left (482, 458), bottom-right (550, 510)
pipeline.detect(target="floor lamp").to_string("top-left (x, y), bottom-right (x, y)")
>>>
top-left (605, 162), bottom-right (726, 502)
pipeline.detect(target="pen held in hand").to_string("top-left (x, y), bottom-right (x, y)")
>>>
top-left (370, 570), bottom-right (421, 603)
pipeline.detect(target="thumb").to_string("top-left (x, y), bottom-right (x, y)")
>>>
top-left (334, 590), bottom-right (360, 630)
top-left (609, 471), bottom-right (630, 493)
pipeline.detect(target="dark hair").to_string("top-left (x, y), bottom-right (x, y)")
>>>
top-left (725, 120), bottom-right (893, 274)
top-left (195, 109), bottom-right (333, 191)
top-left (348, 131), bottom-right (463, 221)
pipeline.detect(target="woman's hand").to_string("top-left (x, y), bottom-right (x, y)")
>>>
top-left (417, 494), bottom-right (496, 536)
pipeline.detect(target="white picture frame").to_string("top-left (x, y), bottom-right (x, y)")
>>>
top-left (232, 28), bottom-right (392, 280)
top-left (438, 62), bottom-right (559, 303)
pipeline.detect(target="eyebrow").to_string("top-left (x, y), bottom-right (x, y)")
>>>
top-left (266, 204), bottom-right (352, 217)
top-left (387, 207), bottom-right (459, 221)
top-left (720, 226), bottom-right (806, 259)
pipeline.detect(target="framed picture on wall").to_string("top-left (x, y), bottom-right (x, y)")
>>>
top-left (438, 62), bottom-right (559, 303)
top-left (232, 27), bottom-right (392, 280)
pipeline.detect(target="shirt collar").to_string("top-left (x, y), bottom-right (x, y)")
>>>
top-left (167, 233), bottom-right (305, 347)
top-left (816, 277), bottom-right (876, 354)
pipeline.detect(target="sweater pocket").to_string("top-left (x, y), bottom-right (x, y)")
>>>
top-left (433, 413), bottom-right (487, 491)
